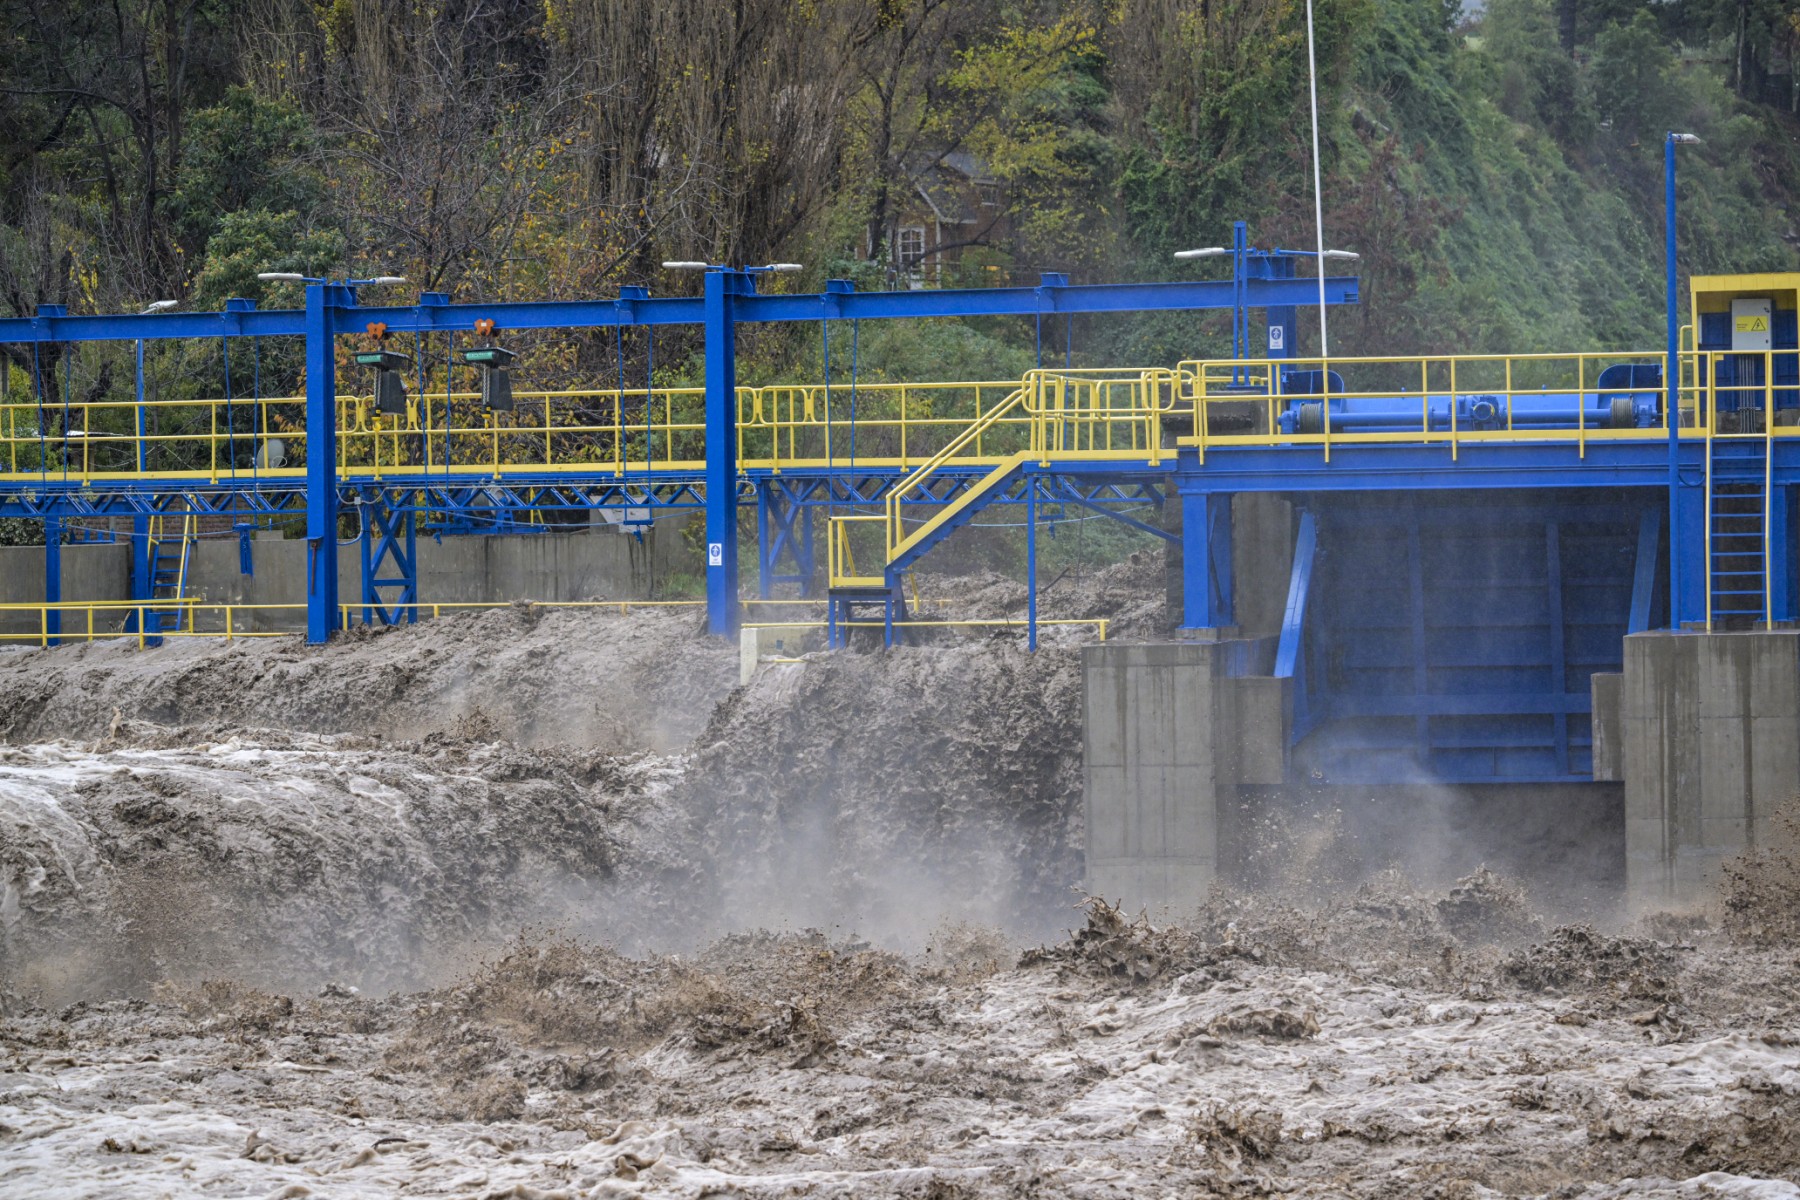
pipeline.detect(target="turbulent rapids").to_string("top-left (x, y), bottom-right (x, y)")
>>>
top-left (1, 582), bottom-right (1798, 1198)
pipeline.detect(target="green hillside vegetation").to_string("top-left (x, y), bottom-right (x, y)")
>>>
top-left (1, 0), bottom-right (1795, 399)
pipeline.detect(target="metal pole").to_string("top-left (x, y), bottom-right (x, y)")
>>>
top-left (43, 506), bottom-right (61, 646)
top-left (1665, 133), bottom-right (1683, 629)
top-left (135, 339), bottom-right (147, 472)
top-left (1305, 0), bottom-right (1329, 357)
top-left (703, 269), bottom-right (742, 637)
top-left (1026, 476), bottom-right (1038, 652)
top-left (304, 283), bottom-right (343, 644)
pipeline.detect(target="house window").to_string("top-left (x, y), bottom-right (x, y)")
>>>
top-left (978, 183), bottom-right (1000, 208)
top-left (897, 226), bottom-right (926, 278)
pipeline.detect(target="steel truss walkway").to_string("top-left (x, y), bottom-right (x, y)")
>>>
top-left (0, 229), bottom-right (1359, 642)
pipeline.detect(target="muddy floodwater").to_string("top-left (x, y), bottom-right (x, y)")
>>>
top-left (1, 593), bottom-right (1797, 1198)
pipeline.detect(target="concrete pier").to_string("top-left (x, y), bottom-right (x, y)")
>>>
top-left (1601, 631), bottom-right (1800, 908)
top-left (1083, 642), bottom-right (1249, 913)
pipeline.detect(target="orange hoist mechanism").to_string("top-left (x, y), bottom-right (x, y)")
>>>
top-left (459, 317), bottom-right (516, 412)
top-left (354, 322), bottom-right (412, 416)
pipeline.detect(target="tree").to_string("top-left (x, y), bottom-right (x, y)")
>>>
top-left (1590, 11), bottom-right (1680, 143)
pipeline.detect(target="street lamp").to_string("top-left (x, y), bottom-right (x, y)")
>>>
top-left (255, 272), bottom-right (409, 287)
top-left (661, 261), bottom-right (803, 274)
top-left (1304, 0), bottom-right (1329, 355)
top-left (1667, 131), bottom-right (1701, 629)
top-left (135, 302), bottom-right (176, 472)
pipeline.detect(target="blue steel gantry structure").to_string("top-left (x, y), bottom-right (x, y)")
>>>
top-left (0, 231), bottom-right (1356, 642)
top-left (4, 233), bottom-right (1797, 790)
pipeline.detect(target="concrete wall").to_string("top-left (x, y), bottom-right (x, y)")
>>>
top-left (1084, 642), bottom-right (1236, 913)
top-left (0, 516), bottom-right (699, 636)
top-left (1617, 631), bottom-right (1800, 908)
top-left (0, 544), bottom-right (132, 638)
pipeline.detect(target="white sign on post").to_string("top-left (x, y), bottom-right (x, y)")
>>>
top-left (1268, 325), bottom-right (1285, 351)
top-left (707, 542), bottom-right (723, 567)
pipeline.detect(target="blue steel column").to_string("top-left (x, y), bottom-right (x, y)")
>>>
top-left (130, 515), bottom-right (152, 606)
top-left (304, 283), bottom-right (344, 644)
top-left (135, 339), bottom-right (148, 472)
top-left (1772, 485), bottom-right (1796, 624)
top-left (358, 490), bottom-right (375, 629)
top-left (43, 506), bottom-right (61, 645)
top-left (756, 483), bottom-right (774, 600)
top-left (1673, 476), bottom-right (1706, 623)
top-left (1180, 488), bottom-right (1235, 630)
top-left (703, 270), bottom-right (746, 636)
top-left (1026, 477), bottom-right (1038, 651)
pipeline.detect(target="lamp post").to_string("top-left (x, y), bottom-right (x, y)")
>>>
top-left (1666, 131), bottom-right (1700, 629)
top-left (136, 301), bottom-right (176, 472)
top-left (1304, 0), bottom-right (1329, 356)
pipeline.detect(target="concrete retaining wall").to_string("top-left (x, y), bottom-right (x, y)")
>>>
top-left (1084, 642), bottom-right (1235, 913)
top-left (0, 544), bottom-right (132, 638)
top-left (1617, 631), bottom-right (1800, 908)
top-left (0, 516), bottom-right (699, 636)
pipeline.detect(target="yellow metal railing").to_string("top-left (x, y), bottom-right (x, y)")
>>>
top-left (0, 599), bottom-right (711, 647)
top-left (0, 598), bottom-right (1108, 648)
top-left (827, 515), bottom-right (888, 588)
top-left (10, 350), bottom-right (1796, 487)
top-left (743, 617), bottom-right (1108, 642)
top-left (1177, 351), bottom-right (1676, 462)
top-left (1694, 347), bottom-right (1797, 631)
top-left (847, 368), bottom-right (1174, 578)
top-left (0, 380), bottom-right (1058, 484)
top-left (1, 392), bottom-right (309, 482)
top-left (0, 374), bottom-right (1183, 486)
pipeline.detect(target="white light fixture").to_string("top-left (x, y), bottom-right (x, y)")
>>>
top-left (662, 261), bottom-right (710, 270)
top-left (1321, 249), bottom-right (1360, 260)
top-left (360, 276), bottom-right (408, 286)
top-left (1670, 132), bottom-right (1701, 144)
top-left (256, 272), bottom-right (306, 283)
top-left (762, 263), bottom-right (803, 273)
top-left (1173, 247), bottom-right (1228, 260)
top-left (140, 300), bottom-right (177, 313)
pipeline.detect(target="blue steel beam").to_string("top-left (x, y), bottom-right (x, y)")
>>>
top-left (0, 307), bottom-right (304, 343)
top-left (731, 276), bottom-right (1358, 322)
top-left (0, 277), bottom-right (1357, 344)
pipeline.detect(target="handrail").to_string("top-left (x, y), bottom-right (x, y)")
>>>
top-left (743, 617), bottom-right (1109, 642)
top-left (1179, 349), bottom-right (1679, 455)
top-left (826, 514), bottom-right (887, 588)
top-left (882, 384), bottom-right (1030, 553)
top-left (0, 598), bottom-right (709, 648)
top-left (173, 513), bottom-right (196, 632)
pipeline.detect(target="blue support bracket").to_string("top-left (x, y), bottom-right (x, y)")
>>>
top-left (237, 524), bottom-right (256, 577)
top-left (1628, 505), bottom-right (1663, 634)
top-left (1274, 510), bottom-right (1317, 679)
top-left (756, 480), bottom-right (817, 597)
top-left (358, 488), bottom-right (419, 628)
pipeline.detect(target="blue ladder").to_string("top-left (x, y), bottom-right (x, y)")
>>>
top-left (1708, 439), bottom-right (1768, 628)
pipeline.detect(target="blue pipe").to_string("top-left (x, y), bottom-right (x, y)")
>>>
top-left (1277, 392), bottom-right (1662, 434)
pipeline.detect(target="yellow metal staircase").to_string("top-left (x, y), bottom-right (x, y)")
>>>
top-left (827, 369), bottom-right (1171, 588)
